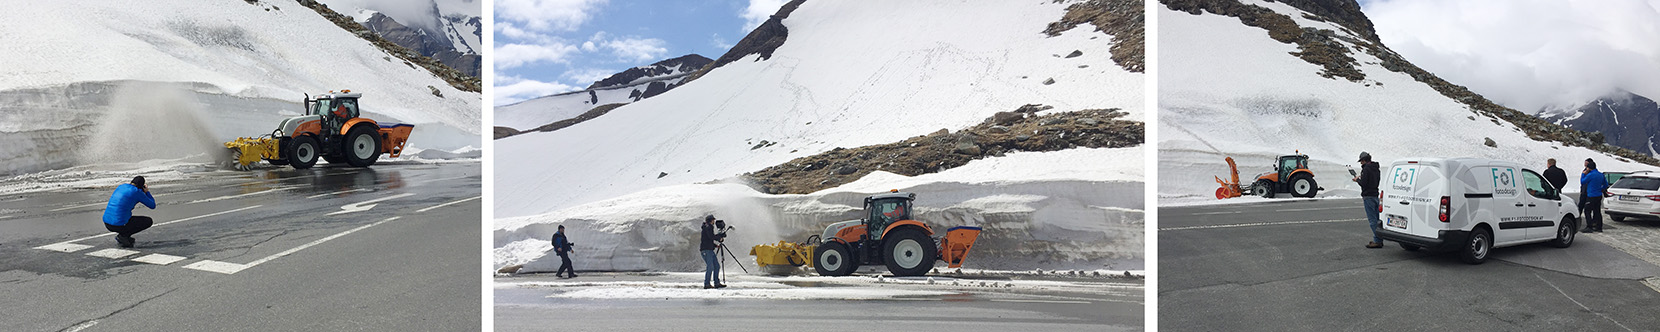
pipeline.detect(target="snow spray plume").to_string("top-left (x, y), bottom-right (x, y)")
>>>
top-left (82, 82), bottom-right (221, 164)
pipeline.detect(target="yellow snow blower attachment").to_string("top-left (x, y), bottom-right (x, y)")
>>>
top-left (750, 240), bottom-right (817, 276)
top-left (224, 137), bottom-right (280, 171)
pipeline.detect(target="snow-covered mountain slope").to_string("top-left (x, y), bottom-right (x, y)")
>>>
top-left (497, 0), bottom-right (1142, 217)
top-left (319, 0), bottom-right (482, 77)
top-left (1158, 0), bottom-right (1655, 203)
top-left (1537, 91), bottom-right (1660, 157)
top-left (0, 1), bottom-right (480, 175)
top-left (493, 54), bottom-right (712, 132)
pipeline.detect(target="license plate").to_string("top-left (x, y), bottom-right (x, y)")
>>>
top-left (1620, 195), bottom-right (1640, 202)
top-left (1386, 215), bottom-right (1407, 229)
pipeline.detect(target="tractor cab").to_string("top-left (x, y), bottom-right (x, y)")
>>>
top-left (305, 91), bottom-right (363, 136)
top-left (863, 192), bottom-right (915, 241)
top-left (1275, 154), bottom-right (1311, 182)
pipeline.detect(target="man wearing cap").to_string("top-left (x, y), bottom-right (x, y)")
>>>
top-left (1352, 152), bottom-right (1383, 248)
top-left (103, 176), bottom-right (157, 248)
top-left (699, 215), bottom-right (727, 289)
top-left (1581, 158), bottom-right (1608, 233)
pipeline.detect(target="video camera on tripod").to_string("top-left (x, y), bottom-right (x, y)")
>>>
top-left (712, 219), bottom-right (748, 274)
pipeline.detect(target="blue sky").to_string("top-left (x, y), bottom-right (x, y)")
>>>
top-left (493, 0), bottom-right (788, 106)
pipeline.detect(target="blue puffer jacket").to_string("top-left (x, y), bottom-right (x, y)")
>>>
top-left (103, 184), bottom-right (156, 226)
top-left (1582, 170), bottom-right (1609, 198)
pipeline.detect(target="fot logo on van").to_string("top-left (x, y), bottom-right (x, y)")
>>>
top-left (1492, 168), bottom-right (1517, 196)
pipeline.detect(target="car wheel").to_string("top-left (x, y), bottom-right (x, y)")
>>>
top-left (1550, 217), bottom-right (1575, 248)
top-left (1459, 227), bottom-right (1491, 264)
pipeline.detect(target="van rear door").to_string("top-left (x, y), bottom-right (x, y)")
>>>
top-left (1381, 161), bottom-right (1444, 239)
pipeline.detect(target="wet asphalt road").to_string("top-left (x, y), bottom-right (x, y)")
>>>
top-left (494, 273), bottom-right (1144, 331)
top-left (0, 161), bottom-right (481, 331)
top-left (1160, 198), bottom-right (1660, 331)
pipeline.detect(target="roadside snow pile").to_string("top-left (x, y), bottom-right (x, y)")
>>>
top-left (1158, 0), bottom-right (1653, 205)
top-left (0, 1), bottom-right (480, 176)
top-left (0, 155), bottom-right (217, 196)
top-left (495, 147), bottom-right (1144, 273)
top-left (495, 0), bottom-right (1143, 217)
top-left (500, 272), bottom-right (1142, 301)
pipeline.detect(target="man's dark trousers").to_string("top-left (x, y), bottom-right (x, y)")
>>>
top-left (105, 216), bottom-right (153, 236)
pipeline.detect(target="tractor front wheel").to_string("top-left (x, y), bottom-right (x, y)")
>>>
top-left (343, 125), bottom-right (383, 167)
top-left (288, 136), bottom-right (319, 169)
top-left (1253, 180), bottom-right (1274, 198)
top-left (882, 227), bottom-right (938, 276)
top-left (813, 242), bottom-right (857, 276)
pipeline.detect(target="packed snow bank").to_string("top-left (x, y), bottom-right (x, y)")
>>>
top-left (1157, 2), bottom-right (1655, 205)
top-left (495, 147), bottom-right (1144, 273)
top-left (500, 272), bottom-right (1141, 301)
top-left (495, 0), bottom-right (1143, 217)
top-left (0, 1), bottom-right (480, 176)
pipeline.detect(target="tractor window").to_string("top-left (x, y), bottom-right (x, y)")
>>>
top-left (868, 199), bottom-right (907, 240)
top-left (310, 99), bottom-right (333, 117)
top-left (337, 98), bottom-right (360, 119)
top-left (1280, 158), bottom-right (1299, 173)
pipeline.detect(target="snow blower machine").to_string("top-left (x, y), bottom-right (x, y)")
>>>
top-left (224, 90), bottom-right (413, 170)
top-left (751, 190), bottom-right (984, 277)
top-left (1216, 151), bottom-right (1322, 199)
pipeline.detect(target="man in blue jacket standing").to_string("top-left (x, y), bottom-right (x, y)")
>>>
top-left (551, 225), bottom-right (576, 278)
top-left (700, 215), bottom-right (726, 289)
top-left (1581, 158), bottom-right (1608, 233)
top-left (103, 176), bottom-right (157, 248)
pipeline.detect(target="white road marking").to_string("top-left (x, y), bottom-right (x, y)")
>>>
top-left (328, 193), bottom-right (415, 216)
top-left (36, 205), bottom-right (263, 249)
top-left (1189, 211), bottom-right (1237, 215)
top-left (1161, 218), bottom-right (1363, 231)
top-left (0, 215), bottom-right (12, 220)
top-left (306, 188), bottom-right (371, 199)
top-left (183, 260), bottom-right (248, 274)
top-left (188, 216), bottom-right (404, 275)
top-left (50, 189), bottom-right (204, 211)
top-left (36, 243), bottom-right (93, 253)
top-left (1537, 273), bottom-right (1635, 332)
top-left (413, 175), bottom-right (472, 186)
top-left (131, 254), bottom-right (186, 265)
top-left (63, 320), bottom-right (97, 332)
top-left (989, 299), bottom-right (1093, 304)
top-left (86, 248), bottom-right (140, 259)
top-left (415, 196), bottom-right (480, 213)
top-left (186, 186), bottom-right (299, 204)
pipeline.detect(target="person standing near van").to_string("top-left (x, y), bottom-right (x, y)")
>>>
top-left (1543, 158), bottom-right (1567, 191)
top-left (1581, 159), bottom-right (1609, 233)
top-left (1353, 152), bottom-right (1383, 248)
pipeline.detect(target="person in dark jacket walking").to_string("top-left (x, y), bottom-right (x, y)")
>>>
top-left (1353, 152), bottom-right (1383, 248)
top-left (1581, 159), bottom-right (1609, 233)
top-left (551, 225), bottom-right (576, 278)
top-left (700, 215), bottom-right (727, 289)
top-left (103, 176), bottom-right (157, 248)
top-left (1543, 158), bottom-right (1568, 192)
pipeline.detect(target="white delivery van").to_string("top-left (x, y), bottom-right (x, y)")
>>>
top-left (1375, 158), bottom-right (1578, 264)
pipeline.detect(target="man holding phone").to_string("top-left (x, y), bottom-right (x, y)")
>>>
top-left (103, 176), bottom-right (157, 248)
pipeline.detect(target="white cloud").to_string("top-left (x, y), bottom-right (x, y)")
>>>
top-left (602, 37), bottom-right (669, 62)
top-left (581, 41), bottom-right (598, 52)
top-left (740, 0), bottom-right (789, 32)
top-left (494, 77), bottom-right (578, 106)
top-left (711, 33), bottom-right (732, 50)
top-left (496, 0), bottom-right (609, 32)
top-left (494, 43), bottom-right (580, 69)
top-left (562, 68), bottom-right (619, 85)
top-left (1366, 0), bottom-right (1660, 111)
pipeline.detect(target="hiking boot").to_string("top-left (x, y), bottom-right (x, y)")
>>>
top-left (703, 285), bottom-right (715, 289)
top-left (116, 235), bottom-right (135, 248)
top-left (567, 274), bottom-right (578, 278)
top-left (1365, 242), bottom-right (1383, 249)
top-left (715, 284), bottom-right (728, 288)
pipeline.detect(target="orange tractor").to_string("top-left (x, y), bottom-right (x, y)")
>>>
top-left (1216, 152), bottom-right (1322, 199)
top-left (225, 91), bottom-right (413, 170)
top-left (801, 191), bottom-right (983, 277)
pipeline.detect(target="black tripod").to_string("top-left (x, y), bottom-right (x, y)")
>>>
top-left (715, 227), bottom-right (749, 282)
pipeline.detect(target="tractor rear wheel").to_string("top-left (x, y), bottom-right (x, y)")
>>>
top-left (882, 227), bottom-right (937, 276)
top-left (343, 125), bottom-right (382, 167)
top-left (813, 242), bottom-right (857, 276)
top-left (1291, 174), bottom-right (1318, 198)
top-left (288, 136), bottom-right (319, 169)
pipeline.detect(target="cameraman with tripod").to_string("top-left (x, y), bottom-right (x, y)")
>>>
top-left (700, 215), bottom-right (727, 289)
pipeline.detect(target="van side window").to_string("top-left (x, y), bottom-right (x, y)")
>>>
top-left (1522, 170), bottom-right (1555, 200)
